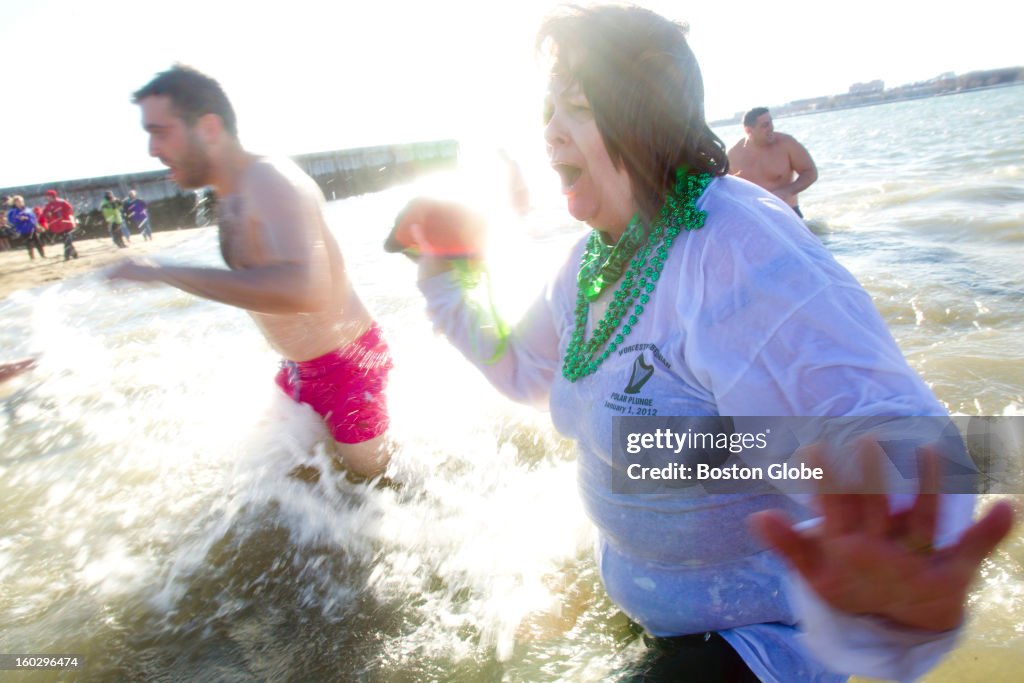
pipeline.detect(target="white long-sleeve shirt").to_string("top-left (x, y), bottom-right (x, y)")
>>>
top-left (420, 175), bottom-right (974, 682)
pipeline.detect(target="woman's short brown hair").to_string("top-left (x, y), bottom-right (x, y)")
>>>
top-left (539, 5), bottom-right (728, 222)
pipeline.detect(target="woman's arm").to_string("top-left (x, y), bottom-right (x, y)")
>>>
top-left (391, 198), bottom-right (567, 408)
top-left (418, 260), bottom-right (563, 408)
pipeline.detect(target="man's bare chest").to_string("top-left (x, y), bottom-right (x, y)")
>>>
top-left (217, 196), bottom-right (268, 269)
top-left (744, 147), bottom-right (793, 185)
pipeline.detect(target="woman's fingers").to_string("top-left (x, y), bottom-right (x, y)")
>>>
top-left (814, 442), bottom-right (883, 536)
top-left (951, 501), bottom-right (1016, 573)
top-left (385, 198), bottom-right (485, 258)
top-left (812, 444), bottom-right (857, 536)
top-left (905, 448), bottom-right (941, 553)
top-left (749, 510), bottom-right (820, 579)
top-left (856, 438), bottom-right (890, 537)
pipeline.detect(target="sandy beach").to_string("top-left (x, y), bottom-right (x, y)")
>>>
top-left (0, 228), bottom-right (208, 300)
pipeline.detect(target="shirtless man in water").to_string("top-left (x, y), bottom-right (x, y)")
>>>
top-left (108, 65), bottom-right (391, 477)
top-left (728, 107), bottom-right (817, 217)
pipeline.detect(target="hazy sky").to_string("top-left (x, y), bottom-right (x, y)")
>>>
top-left (2, 0), bottom-right (1020, 188)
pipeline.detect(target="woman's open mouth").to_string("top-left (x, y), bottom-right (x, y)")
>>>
top-left (553, 163), bottom-right (582, 191)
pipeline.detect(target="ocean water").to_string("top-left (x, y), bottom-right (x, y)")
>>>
top-left (1, 86), bottom-right (1022, 682)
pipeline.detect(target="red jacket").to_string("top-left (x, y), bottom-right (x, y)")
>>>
top-left (42, 198), bottom-right (76, 234)
top-left (33, 206), bottom-right (48, 230)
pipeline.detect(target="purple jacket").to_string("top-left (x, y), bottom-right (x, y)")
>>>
top-left (6, 207), bottom-right (39, 236)
top-left (124, 198), bottom-right (148, 223)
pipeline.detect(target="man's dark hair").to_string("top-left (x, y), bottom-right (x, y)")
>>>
top-left (743, 107), bottom-right (770, 128)
top-left (132, 64), bottom-right (238, 138)
top-left (538, 5), bottom-right (728, 222)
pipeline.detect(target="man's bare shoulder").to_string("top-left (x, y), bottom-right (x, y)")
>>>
top-left (728, 138), bottom-right (747, 155)
top-left (240, 157), bottom-right (320, 205)
top-left (774, 132), bottom-right (805, 149)
top-left (242, 157), bottom-right (308, 190)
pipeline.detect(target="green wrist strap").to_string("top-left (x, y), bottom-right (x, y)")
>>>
top-left (452, 258), bottom-right (510, 365)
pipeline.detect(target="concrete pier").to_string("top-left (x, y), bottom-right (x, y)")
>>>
top-left (1, 140), bottom-right (458, 238)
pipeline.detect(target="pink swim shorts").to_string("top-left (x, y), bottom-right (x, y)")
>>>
top-left (275, 323), bottom-right (393, 444)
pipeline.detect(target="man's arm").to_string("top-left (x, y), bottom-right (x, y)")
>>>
top-left (108, 162), bottom-right (332, 314)
top-left (107, 258), bottom-right (327, 314)
top-left (726, 139), bottom-right (744, 176)
top-left (776, 137), bottom-right (817, 203)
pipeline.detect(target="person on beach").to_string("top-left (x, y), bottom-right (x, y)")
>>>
top-left (728, 107), bottom-right (817, 218)
top-left (6, 196), bottom-right (46, 260)
top-left (32, 205), bottom-right (51, 244)
top-left (41, 189), bottom-right (80, 260)
top-left (388, 6), bottom-right (1014, 681)
top-left (100, 191), bottom-right (129, 248)
top-left (0, 198), bottom-right (13, 251)
top-left (123, 190), bottom-right (152, 241)
top-left (107, 65), bottom-right (392, 478)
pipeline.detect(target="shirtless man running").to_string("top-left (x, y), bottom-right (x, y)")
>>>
top-left (108, 65), bottom-right (391, 477)
top-left (728, 107), bottom-right (817, 217)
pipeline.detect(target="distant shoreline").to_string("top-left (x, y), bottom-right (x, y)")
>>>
top-left (779, 81), bottom-right (1024, 122)
top-left (709, 78), bottom-right (1024, 127)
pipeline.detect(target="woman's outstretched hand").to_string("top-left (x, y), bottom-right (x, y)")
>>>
top-left (385, 198), bottom-right (487, 260)
top-left (750, 442), bottom-right (1016, 632)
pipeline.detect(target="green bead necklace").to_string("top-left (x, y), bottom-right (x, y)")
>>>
top-left (576, 216), bottom-right (647, 303)
top-left (562, 169), bottom-right (712, 382)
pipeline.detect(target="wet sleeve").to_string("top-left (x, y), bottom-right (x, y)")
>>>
top-left (419, 269), bottom-right (562, 409)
